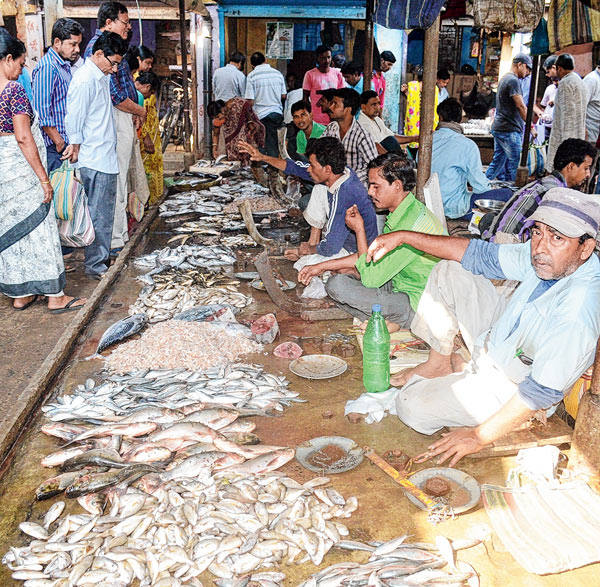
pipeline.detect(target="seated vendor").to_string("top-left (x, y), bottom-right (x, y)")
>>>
top-left (366, 187), bottom-right (600, 465)
top-left (239, 136), bottom-right (378, 267)
top-left (358, 91), bottom-right (414, 154)
top-left (298, 153), bottom-right (445, 332)
top-left (431, 98), bottom-right (511, 219)
top-left (482, 138), bottom-right (596, 242)
top-left (290, 100), bottom-right (325, 158)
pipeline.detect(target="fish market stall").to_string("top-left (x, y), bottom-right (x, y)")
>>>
top-left (0, 165), bottom-right (598, 587)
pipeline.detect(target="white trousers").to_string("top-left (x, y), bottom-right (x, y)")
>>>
top-left (396, 261), bottom-right (516, 434)
top-left (111, 108), bottom-right (134, 249)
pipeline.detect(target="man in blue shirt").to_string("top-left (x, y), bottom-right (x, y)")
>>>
top-left (239, 137), bottom-right (377, 264)
top-left (32, 18), bottom-right (84, 173)
top-left (84, 2), bottom-right (147, 256)
top-left (431, 98), bottom-right (511, 218)
top-left (366, 187), bottom-right (600, 464)
top-left (64, 32), bottom-right (127, 279)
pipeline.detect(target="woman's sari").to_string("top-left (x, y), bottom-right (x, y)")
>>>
top-left (222, 98), bottom-right (265, 165)
top-left (140, 93), bottom-right (164, 206)
top-left (0, 113), bottom-right (65, 297)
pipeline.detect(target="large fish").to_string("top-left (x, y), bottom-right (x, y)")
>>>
top-left (63, 422), bottom-right (158, 446)
top-left (36, 471), bottom-right (87, 500)
top-left (91, 313), bottom-right (149, 356)
top-left (60, 448), bottom-right (126, 472)
top-left (227, 448), bottom-right (295, 474)
top-left (65, 464), bottom-right (158, 497)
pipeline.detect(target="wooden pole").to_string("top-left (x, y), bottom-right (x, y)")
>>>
top-left (190, 15), bottom-right (199, 156)
top-left (43, 0), bottom-right (64, 45)
top-left (415, 14), bottom-right (440, 202)
top-left (363, 0), bottom-right (374, 89)
top-left (569, 339), bottom-right (600, 477)
top-left (178, 0), bottom-right (192, 153)
top-left (515, 55), bottom-right (540, 187)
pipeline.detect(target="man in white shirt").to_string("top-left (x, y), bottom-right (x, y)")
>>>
top-left (584, 60), bottom-right (600, 144)
top-left (212, 51), bottom-right (246, 102)
top-left (357, 90), bottom-right (406, 154)
top-left (245, 51), bottom-right (286, 157)
top-left (539, 56), bottom-right (558, 143)
top-left (64, 31), bottom-right (125, 279)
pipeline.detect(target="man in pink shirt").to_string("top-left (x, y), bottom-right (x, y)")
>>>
top-left (303, 45), bottom-right (345, 125)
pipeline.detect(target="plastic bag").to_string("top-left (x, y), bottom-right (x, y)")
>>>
top-left (56, 184), bottom-right (95, 247)
top-left (301, 276), bottom-right (328, 299)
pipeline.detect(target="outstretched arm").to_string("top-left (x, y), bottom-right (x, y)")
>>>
top-left (366, 231), bottom-right (469, 264)
top-left (238, 140), bottom-right (287, 171)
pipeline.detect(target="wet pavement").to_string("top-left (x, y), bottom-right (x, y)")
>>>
top-left (0, 206), bottom-right (598, 586)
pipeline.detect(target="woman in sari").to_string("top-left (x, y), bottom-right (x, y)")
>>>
top-left (0, 30), bottom-right (85, 312)
top-left (403, 66), bottom-right (439, 158)
top-left (207, 98), bottom-right (265, 166)
top-left (135, 71), bottom-right (163, 205)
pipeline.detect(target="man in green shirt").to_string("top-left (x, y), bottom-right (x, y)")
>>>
top-left (292, 100), bottom-right (325, 156)
top-left (298, 153), bottom-right (445, 332)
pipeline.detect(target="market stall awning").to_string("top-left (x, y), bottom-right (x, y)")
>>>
top-left (217, 0), bottom-right (365, 20)
top-left (373, 0), bottom-right (445, 29)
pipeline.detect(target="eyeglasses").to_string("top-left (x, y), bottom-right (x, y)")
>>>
top-left (105, 55), bottom-right (119, 69)
top-left (116, 16), bottom-right (131, 26)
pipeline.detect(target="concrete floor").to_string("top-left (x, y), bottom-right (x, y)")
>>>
top-left (0, 213), bottom-right (598, 586)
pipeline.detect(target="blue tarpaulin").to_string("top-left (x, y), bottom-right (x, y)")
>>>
top-left (373, 0), bottom-right (446, 30)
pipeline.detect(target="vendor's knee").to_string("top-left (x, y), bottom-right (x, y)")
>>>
top-left (395, 392), bottom-right (439, 435)
top-left (325, 274), bottom-right (348, 301)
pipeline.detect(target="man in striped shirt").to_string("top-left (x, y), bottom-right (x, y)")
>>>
top-left (323, 88), bottom-right (378, 188)
top-left (32, 18), bottom-right (84, 173)
top-left (245, 52), bottom-right (286, 158)
top-left (299, 154), bottom-right (445, 332)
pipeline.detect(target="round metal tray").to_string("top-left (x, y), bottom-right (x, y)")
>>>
top-left (296, 436), bottom-right (364, 474)
top-left (474, 199), bottom-right (505, 214)
top-left (251, 278), bottom-right (296, 292)
top-left (289, 354), bottom-right (347, 379)
top-left (405, 467), bottom-right (481, 514)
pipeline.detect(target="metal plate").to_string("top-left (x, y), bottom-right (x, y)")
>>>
top-left (251, 278), bottom-right (296, 292)
top-left (296, 436), bottom-right (364, 474)
top-left (289, 354), bottom-right (348, 379)
top-left (404, 467), bottom-right (481, 514)
top-left (474, 199), bottom-right (505, 214)
top-left (234, 271), bottom-right (260, 280)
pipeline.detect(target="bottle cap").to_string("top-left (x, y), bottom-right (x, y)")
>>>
top-left (372, 304), bottom-right (381, 312)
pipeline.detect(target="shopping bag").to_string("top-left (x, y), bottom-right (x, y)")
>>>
top-left (50, 160), bottom-right (81, 220)
top-left (57, 183), bottom-right (95, 247)
top-left (527, 144), bottom-right (546, 177)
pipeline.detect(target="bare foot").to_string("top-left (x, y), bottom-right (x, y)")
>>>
top-left (390, 356), bottom-right (454, 388)
top-left (358, 319), bottom-right (401, 334)
top-left (284, 248), bottom-right (300, 262)
top-left (47, 295), bottom-right (87, 311)
top-left (450, 352), bottom-right (468, 373)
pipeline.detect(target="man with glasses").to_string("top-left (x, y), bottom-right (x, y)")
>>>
top-left (84, 2), bottom-right (146, 259)
top-left (64, 32), bottom-right (128, 280)
top-left (486, 53), bottom-right (531, 183)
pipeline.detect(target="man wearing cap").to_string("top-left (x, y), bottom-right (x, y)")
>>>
top-left (364, 188), bottom-right (600, 464)
top-left (546, 54), bottom-right (587, 172)
top-left (486, 53), bottom-right (532, 182)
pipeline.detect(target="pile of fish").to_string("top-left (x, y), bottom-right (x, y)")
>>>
top-left (129, 284), bottom-right (252, 323)
top-left (159, 192), bottom-right (225, 218)
top-left (105, 321), bottom-right (262, 373)
top-left (136, 267), bottom-right (240, 293)
top-left (5, 473), bottom-right (358, 586)
top-left (300, 535), bottom-right (480, 586)
top-left (43, 364), bottom-right (298, 425)
top-left (170, 217), bottom-right (247, 234)
top-left (134, 244), bottom-right (237, 273)
top-left (223, 194), bottom-right (283, 215)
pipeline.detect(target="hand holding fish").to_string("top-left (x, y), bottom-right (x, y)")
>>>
top-left (415, 427), bottom-right (485, 467)
top-left (238, 141), bottom-right (264, 162)
top-left (366, 231), bottom-right (406, 263)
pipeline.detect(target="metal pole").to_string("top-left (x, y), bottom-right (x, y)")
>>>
top-left (178, 0), bottom-right (192, 153)
top-left (515, 55), bottom-right (540, 187)
top-left (415, 14), bottom-right (440, 202)
top-left (363, 0), bottom-right (374, 90)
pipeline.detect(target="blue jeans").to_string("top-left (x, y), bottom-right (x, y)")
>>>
top-left (486, 131), bottom-right (522, 182)
top-left (260, 112), bottom-right (283, 157)
top-left (79, 167), bottom-right (118, 276)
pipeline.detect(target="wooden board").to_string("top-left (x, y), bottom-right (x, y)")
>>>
top-left (466, 415), bottom-right (573, 459)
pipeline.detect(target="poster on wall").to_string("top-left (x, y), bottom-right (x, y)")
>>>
top-left (24, 13), bottom-right (44, 69)
top-left (266, 22), bottom-right (294, 60)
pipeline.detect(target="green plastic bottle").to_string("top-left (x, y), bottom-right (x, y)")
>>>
top-left (362, 304), bottom-right (390, 393)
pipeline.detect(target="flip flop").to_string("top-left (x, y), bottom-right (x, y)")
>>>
top-left (14, 295), bottom-right (40, 311)
top-left (50, 297), bottom-right (85, 314)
